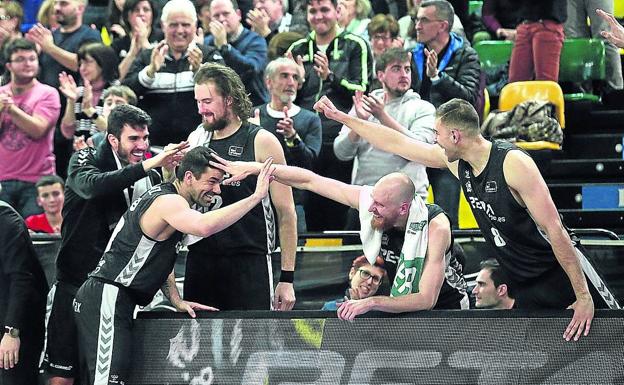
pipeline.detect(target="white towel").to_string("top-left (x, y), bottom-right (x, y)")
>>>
top-left (358, 186), bottom-right (429, 297)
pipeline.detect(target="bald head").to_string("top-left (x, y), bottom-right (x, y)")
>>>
top-left (375, 173), bottom-right (415, 205)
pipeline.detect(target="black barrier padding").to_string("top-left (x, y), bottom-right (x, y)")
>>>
top-left (129, 310), bottom-right (624, 384)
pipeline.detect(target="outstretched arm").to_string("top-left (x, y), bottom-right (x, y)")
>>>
top-left (504, 151), bottom-right (594, 341)
top-left (213, 155), bottom-right (362, 210)
top-left (314, 96), bottom-right (449, 169)
top-left (336, 213), bottom-right (451, 320)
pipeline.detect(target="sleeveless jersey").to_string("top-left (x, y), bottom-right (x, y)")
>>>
top-left (458, 140), bottom-right (572, 282)
top-left (379, 204), bottom-right (467, 308)
top-left (90, 183), bottom-right (184, 305)
top-left (189, 123), bottom-right (276, 256)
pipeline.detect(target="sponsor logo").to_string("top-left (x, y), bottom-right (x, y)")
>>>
top-left (73, 299), bottom-right (82, 313)
top-left (465, 182), bottom-right (472, 193)
top-left (228, 146), bottom-right (244, 157)
top-left (407, 220), bottom-right (427, 234)
top-left (485, 181), bottom-right (498, 193)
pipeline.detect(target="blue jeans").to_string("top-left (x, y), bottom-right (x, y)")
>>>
top-left (0, 179), bottom-right (42, 218)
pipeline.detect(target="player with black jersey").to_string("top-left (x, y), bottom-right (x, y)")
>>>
top-left (73, 147), bottom-right (275, 385)
top-left (313, 96), bottom-right (620, 341)
top-left (214, 156), bottom-right (467, 319)
top-left (41, 105), bottom-right (186, 385)
top-left (174, 63), bottom-right (297, 311)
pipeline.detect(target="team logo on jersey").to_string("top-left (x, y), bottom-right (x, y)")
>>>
top-left (228, 146), bottom-right (244, 157)
top-left (407, 220), bottom-right (427, 234)
top-left (465, 181), bottom-right (472, 193)
top-left (464, 170), bottom-right (470, 178)
top-left (485, 181), bottom-right (498, 193)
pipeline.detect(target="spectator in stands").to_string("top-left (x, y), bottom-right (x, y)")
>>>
top-left (598, 8), bottom-right (624, 49)
top-left (472, 258), bottom-right (515, 309)
top-left (314, 96), bottom-right (603, 341)
top-left (36, 0), bottom-right (60, 31)
top-left (25, 0), bottom-right (102, 89)
top-left (0, 39), bottom-right (61, 219)
top-left (0, 1), bottom-right (24, 77)
top-left (206, 0), bottom-right (269, 106)
top-left (86, 85), bottom-right (138, 149)
top-left (256, 57), bottom-right (322, 232)
top-left (334, 47), bottom-right (435, 229)
top-left (196, 0), bottom-right (212, 32)
top-left (216, 164), bottom-right (469, 318)
top-left (123, 0), bottom-right (224, 147)
top-left (368, 14), bottom-right (402, 61)
top-left (508, 0), bottom-right (566, 83)
top-left (322, 255), bottom-right (387, 310)
top-left (247, 0), bottom-right (294, 43)
top-left (107, 0), bottom-right (127, 39)
top-left (40, 105), bottom-right (180, 385)
top-left (477, 0), bottom-right (520, 42)
top-left (287, 0), bottom-right (372, 230)
top-left (59, 43), bottom-right (119, 147)
top-left (337, 0), bottom-right (371, 40)
top-left (566, 1), bottom-right (623, 93)
top-left (0, 200), bottom-right (48, 385)
top-left (410, 0), bottom-right (480, 229)
top-left (113, 0), bottom-right (163, 81)
top-left (399, 0), bottom-right (465, 51)
top-left (25, 175), bottom-right (65, 234)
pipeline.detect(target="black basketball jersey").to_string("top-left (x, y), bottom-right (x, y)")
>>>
top-left (90, 183), bottom-right (184, 306)
top-left (458, 140), bottom-right (569, 282)
top-left (189, 123), bottom-right (276, 256)
top-left (379, 204), bottom-right (467, 308)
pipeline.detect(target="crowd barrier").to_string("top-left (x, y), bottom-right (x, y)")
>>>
top-left (130, 309), bottom-right (624, 385)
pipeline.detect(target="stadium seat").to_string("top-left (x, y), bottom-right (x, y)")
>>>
top-left (615, 0), bottom-right (624, 19)
top-left (498, 80), bottom-right (565, 150)
top-left (468, 0), bottom-right (483, 17)
top-left (558, 38), bottom-right (606, 102)
top-left (474, 40), bottom-right (513, 76)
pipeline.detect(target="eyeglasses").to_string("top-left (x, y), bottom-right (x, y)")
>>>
top-left (10, 57), bottom-right (38, 64)
top-left (371, 34), bottom-right (392, 42)
top-left (413, 16), bottom-right (445, 24)
top-left (358, 269), bottom-right (382, 285)
top-left (0, 15), bottom-right (13, 21)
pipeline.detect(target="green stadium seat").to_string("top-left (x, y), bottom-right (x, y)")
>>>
top-left (469, 0), bottom-right (483, 17)
top-left (558, 38), bottom-right (606, 103)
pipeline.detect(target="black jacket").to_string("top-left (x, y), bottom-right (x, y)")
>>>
top-left (56, 141), bottom-right (161, 287)
top-left (123, 44), bottom-right (224, 146)
top-left (0, 201), bottom-right (47, 331)
top-left (411, 33), bottom-right (481, 108)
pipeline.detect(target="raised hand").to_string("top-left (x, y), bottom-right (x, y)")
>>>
top-left (209, 153), bottom-right (261, 184)
top-left (424, 47), bottom-right (438, 78)
top-left (313, 95), bottom-right (342, 121)
top-left (144, 141), bottom-right (190, 171)
top-left (285, 51), bottom-right (306, 85)
top-left (25, 23), bottom-right (54, 52)
top-left (187, 43), bottom-right (203, 73)
top-left (209, 20), bottom-right (227, 48)
top-left (58, 72), bottom-right (79, 101)
top-left (597, 9), bottom-right (624, 48)
top-left (352, 90), bottom-right (371, 120)
top-left (148, 41), bottom-right (168, 76)
top-left (248, 107), bottom-right (261, 126)
top-left (276, 107), bottom-right (296, 139)
top-left (194, 27), bottom-right (205, 46)
top-left (246, 8), bottom-right (271, 37)
top-left (361, 92), bottom-right (385, 119)
top-left (313, 51), bottom-right (331, 80)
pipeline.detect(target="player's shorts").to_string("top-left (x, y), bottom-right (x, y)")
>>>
top-left (40, 281), bottom-right (80, 377)
top-left (74, 278), bottom-right (135, 385)
top-left (184, 251), bottom-right (273, 310)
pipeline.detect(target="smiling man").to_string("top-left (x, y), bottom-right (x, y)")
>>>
top-left (40, 105), bottom-right (185, 385)
top-left (123, 0), bottom-right (223, 146)
top-left (215, 160), bottom-right (469, 320)
top-left (181, 62), bottom-right (298, 312)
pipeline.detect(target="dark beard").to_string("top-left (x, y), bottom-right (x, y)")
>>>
top-left (203, 116), bottom-right (229, 132)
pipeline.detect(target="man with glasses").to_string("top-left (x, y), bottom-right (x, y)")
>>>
top-left (322, 255), bottom-right (387, 310)
top-left (0, 39), bottom-right (61, 219)
top-left (213, 161), bottom-right (469, 320)
top-left (410, 0), bottom-right (480, 232)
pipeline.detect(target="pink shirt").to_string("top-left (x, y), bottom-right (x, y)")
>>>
top-left (0, 81), bottom-right (61, 183)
